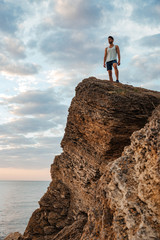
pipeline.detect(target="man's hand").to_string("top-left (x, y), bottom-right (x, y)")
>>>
top-left (118, 60), bottom-right (120, 66)
top-left (103, 63), bottom-right (106, 68)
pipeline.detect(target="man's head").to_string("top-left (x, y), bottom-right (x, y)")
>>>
top-left (108, 36), bottom-right (114, 44)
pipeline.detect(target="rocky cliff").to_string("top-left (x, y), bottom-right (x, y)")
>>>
top-left (5, 77), bottom-right (160, 240)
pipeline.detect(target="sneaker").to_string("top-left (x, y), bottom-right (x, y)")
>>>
top-left (116, 80), bottom-right (119, 83)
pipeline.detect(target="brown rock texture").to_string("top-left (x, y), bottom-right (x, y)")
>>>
top-left (5, 232), bottom-right (23, 240)
top-left (5, 77), bottom-right (160, 240)
top-left (83, 104), bottom-right (160, 240)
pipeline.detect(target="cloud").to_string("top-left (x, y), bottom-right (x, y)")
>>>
top-left (0, 88), bottom-right (68, 169)
top-left (0, 132), bottom-right (63, 169)
top-left (4, 36), bottom-right (26, 59)
top-left (54, 0), bottom-right (101, 28)
top-left (129, 51), bottom-right (160, 84)
top-left (35, 136), bottom-right (62, 146)
top-left (37, 0), bottom-right (102, 31)
top-left (0, 53), bottom-right (41, 76)
top-left (140, 80), bottom-right (160, 91)
top-left (0, 132), bottom-right (62, 150)
top-left (137, 33), bottom-right (160, 48)
top-left (46, 69), bottom-right (84, 87)
top-left (27, 39), bottom-right (37, 49)
top-left (0, 1), bottom-right (24, 34)
top-left (130, 0), bottom-right (160, 26)
top-left (2, 62), bottom-right (41, 76)
top-left (39, 29), bottom-right (104, 70)
top-left (0, 86), bottom-right (69, 170)
top-left (1, 87), bottom-right (68, 117)
top-left (0, 137), bottom-right (62, 169)
top-left (0, 117), bottom-right (56, 135)
top-left (0, 135), bottom-right (36, 147)
top-left (0, 85), bottom-right (69, 171)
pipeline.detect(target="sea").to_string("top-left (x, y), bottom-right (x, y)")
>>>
top-left (0, 180), bottom-right (50, 240)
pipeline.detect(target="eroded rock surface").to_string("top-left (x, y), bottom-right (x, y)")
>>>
top-left (5, 77), bottom-right (160, 240)
top-left (82, 105), bottom-right (160, 240)
top-left (5, 232), bottom-right (23, 240)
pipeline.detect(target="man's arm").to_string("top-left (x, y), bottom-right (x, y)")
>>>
top-left (103, 47), bottom-right (107, 67)
top-left (116, 45), bottom-right (120, 65)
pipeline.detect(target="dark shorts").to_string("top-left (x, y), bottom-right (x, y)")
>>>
top-left (106, 59), bottom-right (117, 71)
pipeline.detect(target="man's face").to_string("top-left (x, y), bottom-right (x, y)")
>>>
top-left (108, 38), bottom-right (113, 44)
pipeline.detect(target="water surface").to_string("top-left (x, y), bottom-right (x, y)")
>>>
top-left (0, 180), bottom-right (50, 239)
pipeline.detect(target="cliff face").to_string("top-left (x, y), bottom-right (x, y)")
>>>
top-left (5, 77), bottom-right (160, 240)
top-left (94, 104), bottom-right (160, 240)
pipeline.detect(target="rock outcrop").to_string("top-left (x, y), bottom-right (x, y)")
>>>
top-left (82, 104), bottom-right (160, 240)
top-left (5, 232), bottom-right (23, 240)
top-left (5, 77), bottom-right (160, 240)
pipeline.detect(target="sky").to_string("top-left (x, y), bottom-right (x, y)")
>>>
top-left (0, 0), bottom-right (160, 180)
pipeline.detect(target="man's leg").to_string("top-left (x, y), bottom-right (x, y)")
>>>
top-left (113, 63), bottom-right (119, 81)
top-left (107, 70), bottom-right (113, 82)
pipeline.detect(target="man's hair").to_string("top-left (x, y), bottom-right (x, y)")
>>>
top-left (108, 36), bottom-right (114, 40)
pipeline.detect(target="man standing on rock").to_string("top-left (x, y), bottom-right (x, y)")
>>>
top-left (103, 36), bottom-right (121, 83)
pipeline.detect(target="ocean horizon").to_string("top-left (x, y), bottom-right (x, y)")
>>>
top-left (0, 180), bottom-right (50, 240)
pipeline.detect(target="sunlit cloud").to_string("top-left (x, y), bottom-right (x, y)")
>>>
top-left (4, 36), bottom-right (26, 59)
